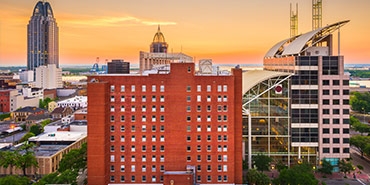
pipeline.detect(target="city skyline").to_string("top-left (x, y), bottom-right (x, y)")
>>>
top-left (0, 0), bottom-right (370, 66)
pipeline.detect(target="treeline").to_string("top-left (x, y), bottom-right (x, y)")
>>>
top-left (347, 70), bottom-right (370, 78)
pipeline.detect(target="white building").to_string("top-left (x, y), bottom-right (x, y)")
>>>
top-left (19, 70), bottom-right (34, 83)
top-left (57, 96), bottom-right (87, 110)
top-left (35, 64), bottom-right (62, 89)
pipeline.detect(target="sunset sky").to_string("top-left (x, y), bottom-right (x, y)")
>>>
top-left (0, 0), bottom-right (369, 66)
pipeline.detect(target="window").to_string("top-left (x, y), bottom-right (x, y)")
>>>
top-left (207, 155), bottom-right (211, 161)
top-left (217, 85), bottom-right (222, 92)
top-left (110, 175), bottom-right (115, 182)
top-left (333, 138), bottom-right (340, 143)
top-left (207, 105), bottom-right (211, 112)
top-left (187, 155), bottom-right (191, 161)
top-left (323, 99), bottom-right (329, 105)
top-left (120, 135), bottom-right (125, 142)
top-left (197, 125), bottom-right (201, 132)
top-left (142, 175), bottom-right (146, 182)
top-left (110, 155), bottom-right (115, 162)
top-left (207, 175), bottom-right (211, 182)
top-left (333, 148), bottom-right (340, 153)
top-left (111, 96), bottom-right (115, 102)
top-left (333, 109), bottom-right (340, 114)
top-left (207, 135), bottom-right (211, 141)
top-left (333, 90), bottom-right (340, 95)
top-left (197, 135), bottom-right (201, 141)
top-left (207, 95), bottom-right (211, 102)
top-left (121, 95), bottom-right (125, 102)
top-left (323, 119), bottom-right (329, 124)
top-left (110, 145), bottom-right (115, 152)
top-left (343, 137), bottom-right (349, 143)
top-left (120, 165), bottom-right (125, 172)
top-left (160, 85), bottom-right (165, 92)
top-left (323, 148), bottom-right (330, 153)
top-left (160, 135), bottom-right (165, 142)
top-left (343, 89), bottom-right (350, 95)
top-left (197, 115), bottom-right (201, 122)
top-left (186, 86), bottom-right (191, 92)
top-left (197, 95), bottom-right (201, 102)
top-left (120, 155), bottom-right (125, 162)
top-left (323, 138), bottom-right (329, 143)
top-left (207, 85), bottom-right (211, 92)
top-left (197, 145), bottom-right (201, 152)
top-left (152, 145), bottom-right (156, 152)
top-left (343, 80), bottom-right (349, 85)
top-left (120, 85), bottom-right (125, 92)
top-left (131, 125), bottom-right (136, 132)
top-left (197, 165), bottom-right (201, 172)
top-left (197, 105), bottom-right (201, 112)
top-left (333, 128), bottom-right (340, 134)
top-left (142, 145), bottom-right (146, 152)
top-left (333, 80), bottom-right (340, 85)
top-left (121, 145), bottom-right (125, 152)
top-left (343, 128), bottom-right (350, 134)
top-left (152, 105), bottom-right (156, 112)
top-left (152, 155), bottom-right (156, 162)
top-left (223, 125), bottom-right (228, 132)
top-left (223, 96), bottom-right (228, 102)
top-left (152, 96), bottom-right (156, 102)
top-left (333, 99), bottom-right (340, 105)
top-left (131, 106), bottom-right (136, 112)
top-left (110, 125), bottom-right (115, 132)
top-left (323, 109), bottom-right (330, 114)
top-left (323, 90), bottom-right (330, 95)
top-left (217, 95), bottom-right (222, 102)
top-left (142, 125), bottom-right (146, 132)
top-left (160, 105), bottom-right (165, 112)
top-left (223, 85), bottom-right (228, 92)
top-left (110, 105), bottom-right (115, 112)
top-left (131, 136), bottom-right (136, 142)
top-left (160, 95), bottom-right (164, 102)
top-left (160, 125), bottom-right (165, 132)
top-left (323, 80), bottom-right (330, 85)
top-left (131, 175), bottom-right (135, 182)
top-left (142, 85), bottom-right (146, 92)
top-left (207, 165), bottom-right (211, 171)
top-left (152, 85), bottom-right (156, 92)
top-left (323, 128), bottom-right (329, 134)
top-left (131, 85), bottom-right (135, 92)
top-left (110, 165), bottom-right (115, 172)
top-left (152, 115), bottom-right (156, 122)
top-left (187, 116), bottom-right (191, 122)
top-left (186, 96), bottom-right (191, 102)
top-left (343, 148), bottom-right (350, 153)
top-left (207, 125), bottom-right (211, 132)
top-left (187, 125), bottom-right (191, 132)
top-left (131, 115), bottom-right (136, 122)
top-left (197, 155), bottom-right (201, 161)
top-left (110, 115), bottom-right (115, 122)
top-left (110, 135), bottom-right (115, 142)
top-left (207, 115), bottom-right (211, 122)
top-left (333, 119), bottom-right (340, 124)
top-left (121, 105), bottom-right (125, 112)
top-left (142, 96), bottom-right (146, 102)
top-left (197, 85), bottom-right (201, 92)
top-left (131, 95), bottom-right (136, 102)
top-left (343, 99), bottom-right (349, 105)
top-left (120, 176), bottom-right (125, 182)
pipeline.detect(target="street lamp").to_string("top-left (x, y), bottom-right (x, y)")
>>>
top-left (10, 125), bottom-right (15, 144)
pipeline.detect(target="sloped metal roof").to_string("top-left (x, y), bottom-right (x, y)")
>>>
top-left (242, 70), bottom-right (292, 95)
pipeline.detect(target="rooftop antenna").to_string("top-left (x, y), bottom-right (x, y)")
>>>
top-left (290, 3), bottom-right (298, 37)
top-left (312, 0), bottom-right (322, 30)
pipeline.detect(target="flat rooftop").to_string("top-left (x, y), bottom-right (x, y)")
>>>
top-left (29, 131), bottom-right (86, 142)
top-left (34, 145), bottom-right (69, 157)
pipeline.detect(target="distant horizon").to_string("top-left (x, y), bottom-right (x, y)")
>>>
top-left (1, 0), bottom-right (370, 66)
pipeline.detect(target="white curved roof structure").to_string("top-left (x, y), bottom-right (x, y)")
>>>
top-left (265, 20), bottom-right (350, 58)
top-left (242, 70), bottom-right (292, 95)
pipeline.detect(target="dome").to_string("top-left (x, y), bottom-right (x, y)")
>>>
top-left (32, 1), bottom-right (54, 17)
top-left (153, 25), bottom-right (166, 43)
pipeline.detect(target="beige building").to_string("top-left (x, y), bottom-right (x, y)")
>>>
top-left (0, 131), bottom-right (87, 175)
top-left (35, 64), bottom-right (62, 89)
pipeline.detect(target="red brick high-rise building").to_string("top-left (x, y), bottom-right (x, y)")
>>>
top-left (87, 62), bottom-right (242, 185)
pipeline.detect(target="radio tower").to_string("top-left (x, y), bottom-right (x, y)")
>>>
top-left (312, 0), bottom-right (322, 30)
top-left (290, 3), bottom-right (298, 37)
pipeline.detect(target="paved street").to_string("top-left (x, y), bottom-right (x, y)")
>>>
top-left (0, 131), bottom-right (27, 144)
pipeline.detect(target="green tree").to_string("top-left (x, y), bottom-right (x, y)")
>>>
top-left (15, 143), bottom-right (38, 176)
top-left (34, 172), bottom-right (59, 185)
top-left (350, 92), bottom-right (370, 113)
top-left (58, 143), bottom-right (87, 172)
top-left (0, 175), bottom-right (30, 185)
top-left (318, 159), bottom-right (333, 176)
top-left (351, 116), bottom-right (370, 135)
top-left (276, 160), bottom-right (288, 172)
top-left (338, 159), bottom-right (354, 178)
top-left (253, 153), bottom-right (272, 172)
top-left (246, 168), bottom-right (270, 185)
top-left (30, 124), bottom-right (42, 136)
top-left (19, 132), bottom-right (35, 143)
top-left (39, 97), bottom-right (52, 109)
top-left (40, 119), bottom-right (51, 128)
top-left (273, 163), bottom-right (318, 185)
top-left (0, 150), bottom-right (19, 175)
top-left (0, 113), bottom-right (10, 121)
top-left (350, 135), bottom-right (370, 158)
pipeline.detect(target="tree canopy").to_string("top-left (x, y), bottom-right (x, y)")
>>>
top-left (350, 91), bottom-right (370, 113)
top-left (253, 153), bottom-right (272, 172)
top-left (318, 159), bottom-right (333, 176)
top-left (0, 175), bottom-right (30, 185)
top-left (273, 162), bottom-right (318, 185)
top-left (246, 168), bottom-right (270, 185)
